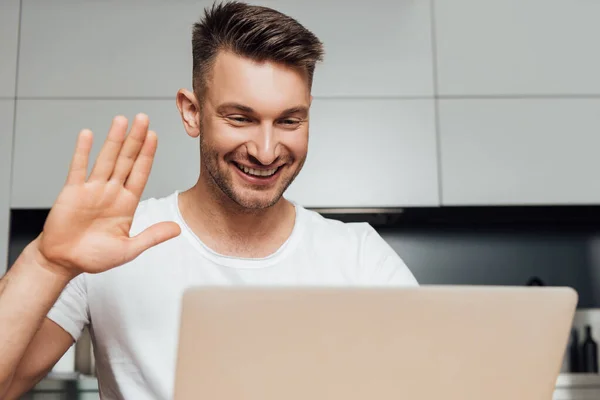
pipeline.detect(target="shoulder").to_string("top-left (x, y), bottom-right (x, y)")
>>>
top-left (81, 191), bottom-right (183, 286)
top-left (298, 206), bottom-right (383, 247)
top-left (93, 191), bottom-right (181, 272)
top-left (128, 191), bottom-right (181, 236)
top-left (295, 205), bottom-right (419, 286)
top-left (296, 205), bottom-right (394, 247)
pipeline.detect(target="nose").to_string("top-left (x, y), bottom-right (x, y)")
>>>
top-left (247, 123), bottom-right (280, 166)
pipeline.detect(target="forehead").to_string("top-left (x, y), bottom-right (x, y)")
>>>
top-left (205, 50), bottom-right (311, 112)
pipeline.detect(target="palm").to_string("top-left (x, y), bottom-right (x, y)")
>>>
top-left (38, 114), bottom-right (180, 275)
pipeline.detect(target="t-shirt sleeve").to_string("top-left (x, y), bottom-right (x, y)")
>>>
top-left (46, 274), bottom-right (90, 341)
top-left (358, 224), bottom-right (419, 286)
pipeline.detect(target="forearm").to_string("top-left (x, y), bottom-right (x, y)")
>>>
top-left (0, 238), bottom-right (74, 394)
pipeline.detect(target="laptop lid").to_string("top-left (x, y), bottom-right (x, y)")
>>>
top-left (173, 285), bottom-right (577, 400)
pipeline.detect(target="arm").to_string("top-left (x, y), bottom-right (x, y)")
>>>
top-left (1, 318), bottom-right (73, 400)
top-left (0, 240), bottom-right (75, 398)
top-left (0, 114), bottom-right (180, 398)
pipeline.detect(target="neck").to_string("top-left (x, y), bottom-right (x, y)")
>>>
top-left (178, 173), bottom-right (296, 258)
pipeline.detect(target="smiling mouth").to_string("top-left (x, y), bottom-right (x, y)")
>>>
top-left (234, 162), bottom-right (280, 178)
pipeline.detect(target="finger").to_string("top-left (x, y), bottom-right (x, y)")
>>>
top-left (88, 116), bottom-right (128, 182)
top-left (125, 221), bottom-right (181, 260)
top-left (125, 130), bottom-right (158, 198)
top-left (66, 129), bottom-right (93, 185)
top-left (110, 113), bottom-right (150, 183)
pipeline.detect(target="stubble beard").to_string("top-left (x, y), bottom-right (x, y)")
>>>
top-left (199, 134), bottom-right (306, 211)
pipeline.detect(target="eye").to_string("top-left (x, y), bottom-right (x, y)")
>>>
top-left (226, 115), bottom-right (252, 125)
top-left (278, 118), bottom-right (303, 128)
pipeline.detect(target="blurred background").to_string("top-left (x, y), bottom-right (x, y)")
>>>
top-left (1, 0), bottom-right (600, 398)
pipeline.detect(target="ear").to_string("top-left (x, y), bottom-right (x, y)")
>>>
top-left (176, 89), bottom-right (201, 138)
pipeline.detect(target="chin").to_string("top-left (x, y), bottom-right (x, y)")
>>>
top-left (228, 175), bottom-right (295, 211)
top-left (231, 193), bottom-right (283, 210)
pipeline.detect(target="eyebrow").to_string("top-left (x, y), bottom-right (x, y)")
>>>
top-left (216, 102), bottom-right (308, 118)
top-left (280, 106), bottom-right (309, 118)
top-left (216, 103), bottom-right (254, 114)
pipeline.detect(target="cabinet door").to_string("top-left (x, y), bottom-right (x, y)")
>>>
top-left (0, 0), bottom-right (20, 97)
top-left (284, 99), bottom-right (439, 208)
top-left (11, 100), bottom-right (199, 209)
top-left (18, 0), bottom-right (198, 98)
top-left (18, 0), bottom-right (433, 98)
top-left (439, 99), bottom-right (600, 206)
top-left (435, 0), bottom-right (600, 96)
top-left (265, 0), bottom-right (434, 97)
top-left (0, 100), bottom-right (15, 274)
top-left (553, 387), bottom-right (600, 400)
top-left (14, 99), bottom-right (439, 210)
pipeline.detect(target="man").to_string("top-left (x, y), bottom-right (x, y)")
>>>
top-left (0, 1), bottom-right (417, 399)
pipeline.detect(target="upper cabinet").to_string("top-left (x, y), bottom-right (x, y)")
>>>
top-left (434, 0), bottom-right (600, 96)
top-left (284, 99), bottom-right (439, 208)
top-left (0, 0), bottom-right (20, 97)
top-left (11, 100), bottom-right (200, 209)
top-left (17, 0), bottom-right (434, 98)
top-left (18, 0), bottom-right (196, 98)
top-left (439, 99), bottom-right (600, 206)
top-left (267, 0), bottom-right (434, 97)
top-left (13, 0), bottom-right (439, 210)
top-left (0, 100), bottom-right (15, 274)
top-left (12, 99), bottom-right (440, 209)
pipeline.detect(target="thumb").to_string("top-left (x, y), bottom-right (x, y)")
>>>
top-left (126, 221), bottom-right (182, 260)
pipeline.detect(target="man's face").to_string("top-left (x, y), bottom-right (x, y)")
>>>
top-left (199, 51), bottom-right (311, 210)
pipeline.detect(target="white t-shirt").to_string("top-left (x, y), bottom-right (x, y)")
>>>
top-left (47, 191), bottom-right (418, 400)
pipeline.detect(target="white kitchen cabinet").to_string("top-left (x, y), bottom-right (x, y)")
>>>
top-left (0, 100), bottom-right (15, 275)
top-left (553, 388), bottom-right (600, 400)
top-left (264, 0), bottom-right (434, 97)
top-left (17, 0), bottom-right (433, 98)
top-left (439, 99), bottom-right (600, 206)
top-left (434, 0), bottom-right (600, 96)
top-left (284, 99), bottom-right (439, 208)
top-left (17, 0), bottom-right (195, 99)
top-left (13, 99), bottom-right (439, 210)
top-left (11, 100), bottom-right (200, 209)
top-left (554, 375), bottom-right (600, 400)
top-left (0, 0), bottom-right (20, 97)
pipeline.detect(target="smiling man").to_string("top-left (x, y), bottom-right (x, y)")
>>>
top-left (0, 1), bottom-right (417, 399)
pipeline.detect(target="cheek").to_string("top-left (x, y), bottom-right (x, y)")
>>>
top-left (278, 126), bottom-right (308, 161)
top-left (205, 119), bottom-right (249, 155)
top-left (285, 129), bottom-right (309, 160)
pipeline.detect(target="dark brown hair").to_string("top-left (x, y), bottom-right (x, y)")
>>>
top-left (191, 1), bottom-right (324, 101)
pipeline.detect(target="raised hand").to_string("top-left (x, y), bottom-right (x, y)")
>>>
top-left (36, 113), bottom-right (181, 278)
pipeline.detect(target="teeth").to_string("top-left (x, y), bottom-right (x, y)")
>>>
top-left (238, 163), bottom-right (278, 177)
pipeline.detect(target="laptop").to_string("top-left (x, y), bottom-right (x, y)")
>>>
top-left (173, 285), bottom-right (577, 400)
